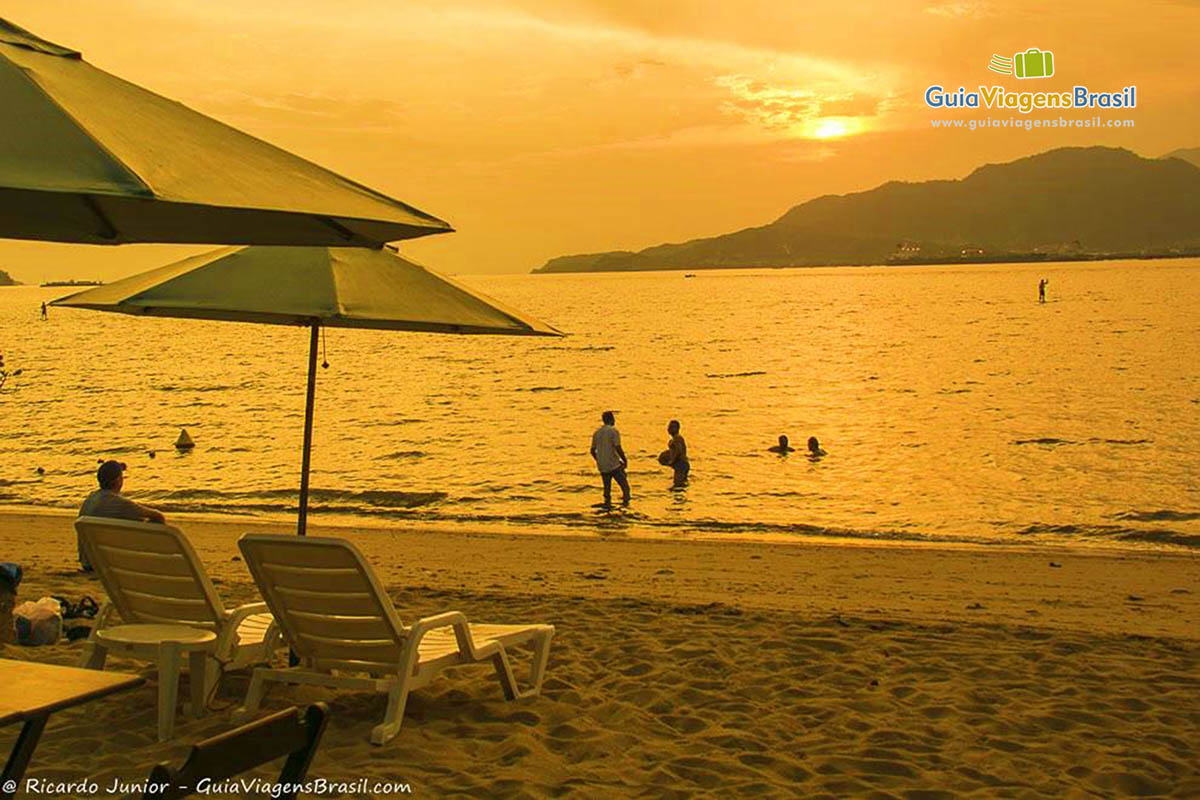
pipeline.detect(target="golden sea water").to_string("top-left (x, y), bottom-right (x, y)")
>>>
top-left (1, 259), bottom-right (1198, 550)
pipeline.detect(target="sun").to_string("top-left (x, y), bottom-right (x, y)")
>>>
top-left (807, 117), bottom-right (863, 140)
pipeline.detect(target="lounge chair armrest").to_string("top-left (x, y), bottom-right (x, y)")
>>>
top-left (407, 611), bottom-right (496, 659)
top-left (215, 602), bottom-right (272, 659)
top-left (408, 611), bottom-right (469, 638)
top-left (226, 602), bottom-right (270, 626)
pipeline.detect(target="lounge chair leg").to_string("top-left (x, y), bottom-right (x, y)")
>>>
top-left (202, 656), bottom-right (221, 708)
top-left (264, 623), bottom-right (283, 662)
top-left (491, 649), bottom-right (520, 702)
top-left (525, 630), bottom-right (553, 695)
top-left (492, 631), bottom-right (553, 700)
top-left (236, 668), bottom-right (268, 720)
top-left (157, 641), bottom-right (181, 742)
top-left (78, 640), bottom-right (107, 670)
top-left (370, 678), bottom-right (409, 746)
top-left (187, 650), bottom-right (209, 718)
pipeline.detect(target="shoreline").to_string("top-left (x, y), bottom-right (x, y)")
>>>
top-left (2, 503), bottom-right (1193, 557)
top-left (532, 253), bottom-right (1200, 275)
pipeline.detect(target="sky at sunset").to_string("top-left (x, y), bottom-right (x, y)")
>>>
top-left (1, 0), bottom-right (1197, 282)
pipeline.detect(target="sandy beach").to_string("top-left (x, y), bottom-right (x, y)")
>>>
top-left (0, 509), bottom-right (1196, 798)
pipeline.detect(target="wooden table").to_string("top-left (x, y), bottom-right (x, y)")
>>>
top-left (0, 659), bottom-right (143, 799)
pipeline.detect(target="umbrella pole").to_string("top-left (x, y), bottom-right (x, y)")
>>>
top-left (297, 322), bottom-right (319, 536)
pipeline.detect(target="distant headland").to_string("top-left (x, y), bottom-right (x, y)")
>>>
top-left (0, 269), bottom-right (19, 286)
top-left (533, 146), bottom-right (1200, 274)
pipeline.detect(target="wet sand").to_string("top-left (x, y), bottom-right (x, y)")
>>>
top-left (1, 509), bottom-right (1197, 798)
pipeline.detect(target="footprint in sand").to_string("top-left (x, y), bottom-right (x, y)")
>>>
top-left (620, 661), bottom-right (653, 677)
top-left (662, 714), bottom-right (708, 734)
top-left (498, 743), bottom-right (533, 766)
top-left (502, 710), bottom-right (541, 726)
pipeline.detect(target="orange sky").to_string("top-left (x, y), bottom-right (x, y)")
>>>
top-left (2, 0), bottom-right (1197, 281)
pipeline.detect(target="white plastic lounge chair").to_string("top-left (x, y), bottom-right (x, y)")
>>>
top-left (236, 534), bottom-right (555, 745)
top-left (75, 517), bottom-right (281, 738)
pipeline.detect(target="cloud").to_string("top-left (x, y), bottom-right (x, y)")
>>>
top-left (714, 75), bottom-right (887, 140)
top-left (818, 94), bottom-right (884, 117)
top-left (114, 0), bottom-right (900, 151)
top-left (187, 89), bottom-right (414, 135)
top-left (612, 58), bottom-right (668, 79)
top-left (924, 2), bottom-right (995, 19)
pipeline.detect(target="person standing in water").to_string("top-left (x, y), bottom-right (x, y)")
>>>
top-left (40, 301), bottom-right (48, 320)
top-left (1038, 278), bottom-right (1048, 303)
top-left (661, 419), bottom-right (690, 487)
top-left (590, 410), bottom-right (630, 507)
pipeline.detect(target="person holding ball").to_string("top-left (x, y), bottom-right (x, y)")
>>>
top-left (659, 419), bottom-right (690, 487)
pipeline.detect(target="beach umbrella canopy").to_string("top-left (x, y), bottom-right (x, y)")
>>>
top-left (53, 245), bottom-right (561, 533)
top-left (0, 19), bottom-right (451, 246)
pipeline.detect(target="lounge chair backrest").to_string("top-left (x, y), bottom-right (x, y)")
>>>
top-left (76, 516), bottom-right (226, 629)
top-left (237, 534), bottom-right (407, 670)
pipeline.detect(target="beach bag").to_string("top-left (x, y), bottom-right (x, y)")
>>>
top-left (14, 595), bottom-right (63, 646)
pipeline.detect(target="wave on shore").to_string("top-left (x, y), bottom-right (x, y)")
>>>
top-left (4, 485), bottom-right (1198, 551)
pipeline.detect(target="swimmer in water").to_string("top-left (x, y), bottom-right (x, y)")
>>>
top-left (807, 436), bottom-right (827, 459)
top-left (768, 435), bottom-right (795, 454)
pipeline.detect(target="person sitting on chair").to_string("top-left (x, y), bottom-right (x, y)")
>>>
top-left (78, 460), bottom-right (165, 570)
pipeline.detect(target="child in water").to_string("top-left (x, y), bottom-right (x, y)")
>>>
top-left (768, 435), bottom-right (795, 454)
top-left (807, 436), bottom-right (827, 459)
top-left (659, 420), bottom-right (690, 487)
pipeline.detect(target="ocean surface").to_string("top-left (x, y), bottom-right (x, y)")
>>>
top-left (1, 259), bottom-right (1198, 551)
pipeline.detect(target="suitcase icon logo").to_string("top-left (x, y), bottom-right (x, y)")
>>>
top-left (988, 48), bottom-right (1055, 79)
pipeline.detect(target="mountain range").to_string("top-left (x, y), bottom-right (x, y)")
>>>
top-left (533, 147), bottom-right (1200, 273)
top-left (1163, 147), bottom-right (1200, 168)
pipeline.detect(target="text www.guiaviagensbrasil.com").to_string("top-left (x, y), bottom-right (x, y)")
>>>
top-left (930, 116), bottom-right (1135, 131)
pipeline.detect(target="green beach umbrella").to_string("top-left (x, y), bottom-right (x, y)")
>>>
top-left (53, 245), bottom-right (561, 534)
top-left (0, 19), bottom-right (451, 246)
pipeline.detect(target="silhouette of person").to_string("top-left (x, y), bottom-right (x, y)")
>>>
top-left (768, 435), bottom-right (795, 454)
top-left (40, 302), bottom-right (48, 319)
top-left (807, 436), bottom-right (827, 459)
top-left (78, 460), bottom-right (166, 570)
top-left (590, 410), bottom-right (630, 507)
top-left (1038, 278), bottom-right (1048, 303)
top-left (660, 419), bottom-right (689, 487)
top-left (0, 352), bottom-right (15, 391)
